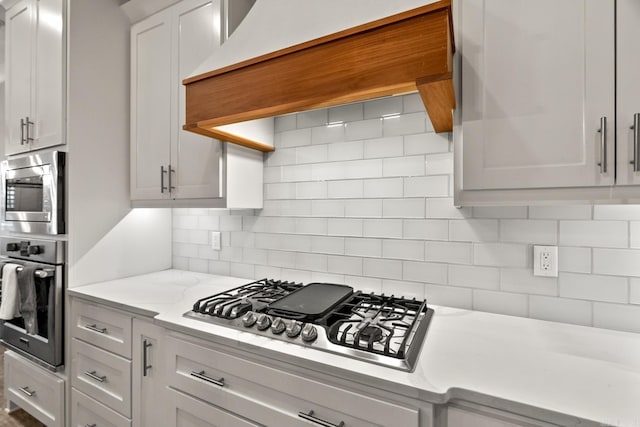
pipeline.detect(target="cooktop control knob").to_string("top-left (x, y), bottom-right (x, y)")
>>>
top-left (301, 324), bottom-right (318, 343)
top-left (256, 314), bottom-right (272, 331)
top-left (5, 243), bottom-right (19, 252)
top-left (28, 245), bottom-right (43, 255)
top-left (285, 321), bottom-right (302, 338)
top-left (241, 312), bottom-right (257, 328)
top-left (271, 318), bottom-right (286, 335)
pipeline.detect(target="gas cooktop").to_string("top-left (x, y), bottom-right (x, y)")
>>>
top-left (184, 278), bottom-right (434, 371)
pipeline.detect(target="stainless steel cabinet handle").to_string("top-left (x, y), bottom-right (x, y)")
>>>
top-left (298, 410), bottom-right (345, 427)
top-left (160, 166), bottom-right (168, 193)
top-left (25, 117), bottom-right (34, 143)
top-left (168, 164), bottom-right (175, 192)
top-left (20, 118), bottom-right (25, 145)
top-left (85, 324), bottom-right (107, 334)
top-left (84, 370), bottom-right (107, 383)
top-left (597, 116), bottom-right (608, 174)
top-left (18, 386), bottom-right (35, 397)
top-left (190, 370), bottom-right (224, 387)
top-left (142, 339), bottom-right (152, 377)
top-left (85, 424), bottom-right (97, 427)
top-left (630, 113), bottom-right (640, 172)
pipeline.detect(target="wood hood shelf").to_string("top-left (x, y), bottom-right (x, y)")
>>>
top-left (183, 0), bottom-right (455, 152)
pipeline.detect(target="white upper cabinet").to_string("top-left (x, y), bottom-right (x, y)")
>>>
top-left (5, 0), bottom-right (64, 156)
top-left (460, 0), bottom-right (615, 191)
top-left (130, 0), bottom-right (262, 207)
top-left (616, 0), bottom-right (640, 186)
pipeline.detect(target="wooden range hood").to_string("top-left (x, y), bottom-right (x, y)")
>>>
top-left (183, 0), bottom-right (455, 152)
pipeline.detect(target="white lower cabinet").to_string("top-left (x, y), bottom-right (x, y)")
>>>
top-left (71, 389), bottom-right (131, 427)
top-left (4, 350), bottom-right (65, 427)
top-left (447, 404), bottom-right (561, 427)
top-left (166, 387), bottom-right (260, 427)
top-left (132, 319), bottom-right (166, 427)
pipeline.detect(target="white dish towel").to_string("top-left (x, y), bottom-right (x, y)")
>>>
top-left (0, 263), bottom-right (22, 320)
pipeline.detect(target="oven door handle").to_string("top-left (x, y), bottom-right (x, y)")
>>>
top-left (298, 410), bottom-right (345, 427)
top-left (85, 324), bottom-right (107, 334)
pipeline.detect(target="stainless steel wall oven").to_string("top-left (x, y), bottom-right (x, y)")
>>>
top-left (0, 237), bottom-right (64, 370)
top-left (1, 151), bottom-right (65, 235)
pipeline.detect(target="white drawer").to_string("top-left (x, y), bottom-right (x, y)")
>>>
top-left (71, 389), bottom-right (131, 427)
top-left (71, 298), bottom-right (132, 358)
top-left (71, 338), bottom-right (132, 417)
top-left (166, 335), bottom-right (419, 427)
top-left (4, 351), bottom-right (65, 427)
top-left (166, 387), bottom-right (260, 427)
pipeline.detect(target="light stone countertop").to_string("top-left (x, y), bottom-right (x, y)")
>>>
top-left (68, 269), bottom-right (640, 427)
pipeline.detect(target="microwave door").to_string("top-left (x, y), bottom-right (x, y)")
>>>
top-left (5, 166), bottom-right (52, 223)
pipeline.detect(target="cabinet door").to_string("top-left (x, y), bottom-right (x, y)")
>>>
top-left (31, 0), bottom-right (64, 151)
top-left (5, 0), bottom-right (33, 156)
top-left (131, 10), bottom-right (172, 200)
top-left (171, 0), bottom-right (223, 200)
top-left (461, 0), bottom-right (615, 190)
top-left (616, 0), bottom-right (640, 185)
top-left (132, 319), bottom-right (166, 427)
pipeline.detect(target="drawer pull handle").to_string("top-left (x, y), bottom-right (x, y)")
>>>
top-left (190, 370), bottom-right (224, 387)
top-left (597, 116), bottom-right (608, 174)
top-left (298, 410), bottom-right (345, 427)
top-left (85, 424), bottom-right (97, 427)
top-left (631, 113), bottom-right (640, 172)
top-left (143, 340), bottom-right (152, 377)
top-left (84, 370), bottom-right (107, 383)
top-left (85, 324), bottom-right (107, 334)
top-left (18, 387), bottom-right (35, 397)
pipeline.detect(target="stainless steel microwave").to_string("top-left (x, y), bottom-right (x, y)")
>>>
top-left (1, 151), bottom-right (65, 234)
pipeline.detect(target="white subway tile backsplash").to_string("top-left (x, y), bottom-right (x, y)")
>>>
top-left (267, 250), bottom-right (297, 268)
top-left (198, 215), bottom-right (220, 231)
top-left (593, 302), bottom-right (640, 333)
top-left (328, 219), bottom-right (363, 237)
top-left (404, 176), bottom-right (449, 198)
top-left (188, 230), bottom-right (209, 245)
top-left (630, 222), bottom-right (640, 248)
top-left (295, 253), bottom-right (328, 272)
top-left (173, 229), bottom-right (189, 243)
top-left (329, 103), bottom-right (363, 123)
top-left (173, 243), bottom-right (197, 258)
top-left (282, 164), bottom-right (313, 182)
top-left (345, 275), bottom-right (382, 293)
top-left (631, 279), bottom-right (640, 304)
top-left (363, 136), bottom-right (404, 159)
top-left (363, 219), bottom-right (403, 239)
top-left (425, 153), bottom-right (454, 176)
top-left (229, 263), bottom-right (256, 280)
top-left (312, 124), bottom-right (346, 145)
top-left (265, 183), bottom-right (296, 200)
top-left (173, 256), bottom-right (189, 270)
top-left (278, 128), bottom-right (312, 148)
top-left (242, 248), bottom-right (268, 265)
top-left (297, 109), bottom-right (327, 128)
top-left (264, 167), bottom-right (282, 184)
top-left (383, 156), bottom-right (426, 177)
top-left (262, 200), bottom-right (313, 217)
top-left (383, 112), bottom-right (426, 136)
top-left (220, 216), bottom-right (243, 231)
top-left (425, 284), bottom-right (473, 309)
top-left (282, 269), bottom-right (313, 283)
top-left (255, 265), bottom-right (283, 279)
top-left (296, 182), bottom-right (327, 199)
top-left (381, 280), bottom-right (425, 300)
top-left (425, 241), bottom-right (472, 265)
top-left (402, 93), bottom-right (426, 114)
top-left (327, 180), bottom-right (364, 199)
top-left (218, 247), bottom-right (243, 262)
top-left (403, 261), bottom-right (448, 284)
top-left (188, 258), bottom-right (209, 274)
top-left (266, 147), bottom-right (296, 166)
top-left (382, 240), bottom-right (424, 261)
top-left (344, 160), bottom-right (384, 180)
top-left (296, 145), bottom-right (328, 164)
top-left (474, 243), bottom-right (529, 268)
top-left (500, 268), bottom-right (558, 296)
top-left (344, 199), bottom-right (383, 218)
top-left (473, 290), bottom-right (529, 317)
top-left (404, 133), bottom-right (450, 155)
top-left (448, 265), bottom-right (499, 290)
top-left (593, 248), bottom-right (640, 277)
top-left (500, 220), bottom-right (557, 245)
top-left (363, 178), bottom-right (403, 198)
top-left (449, 219), bottom-right (498, 242)
top-left (559, 272), bottom-right (628, 303)
top-left (208, 260), bottom-right (230, 276)
top-left (345, 118), bottom-right (383, 141)
top-left (311, 236), bottom-right (345, 255)
top-left (529, 296), bottom-right (592, 326)
top-left (529, 205), bottom-right (592, 220)
top-left (275, 114), bottom-right (296, 132)
top-left (311, 272), bottom-right (345, 284)
top-left (558, 247), bottom-right (591, 273)
top-left (560, 221), bottom-right (628, 248)
top-left (294, 218), bottom-right (327, 235)
top-left (383, 199), bottom-right (425, 219)
top-left (364, 96), bottom-right (403, 120)
top-left (230, 231), bottom-right (254, 248)
top-left (426, 198), bottom-right (472, 219)
top-left (403, 220), bottom-right (448, 241)
top-left (173, 215), bottom-right (198, 230)
top-left (473, 206), bottom-right (528, 219)
top-left (363, 258), bottom-right (403, 280)
top-left (327, 256), bottom-right (363, 276)
top-left (326, 141), bottom-right (363, 161)
top-left (311, 200), bottom-right (345, 217)
top-left (345, 238), bottom-right (382, 258)
top-left (594, 205), bottom-right (640, 220)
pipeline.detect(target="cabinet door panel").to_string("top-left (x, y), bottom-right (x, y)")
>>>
top-left (132, 319), bottom-right (166, 427)
top-left (32, 0), bottom-right (64, 151)
top-left (131, 12), bottom-right (172, 200)
top-left (616, 0), bottom-right (640, 185)
top-left (5, 0), bottom-right (33, 156)
top-left (461, 0), bottom-right (614, 190)
top-left (172, 0), bottom-right (223, 200)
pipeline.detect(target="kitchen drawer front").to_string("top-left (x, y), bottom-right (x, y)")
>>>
top-left (166, 335), bottom-right (419, 427)
top-left (166, 387), bottom-right (260, 427)
top-left (4, 350), bottom-right (64, 427)
top-left (71, 338), bottom-right (132, 417)
top-left (71, 388), bottom-right (131, 427)
top-left (71, 298), bottom-right (133, 358)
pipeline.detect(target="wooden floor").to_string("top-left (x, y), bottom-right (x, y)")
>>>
top-left (0, 347), bottom-right (46, 427)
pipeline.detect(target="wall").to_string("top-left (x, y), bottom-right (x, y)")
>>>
top-left (172, 94), bottom-right (640, 334)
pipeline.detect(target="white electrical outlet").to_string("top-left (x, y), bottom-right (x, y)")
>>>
top-left (211, 231), bottom-right (221, 250)
top-left (533, 245), bottom-right (558, 277)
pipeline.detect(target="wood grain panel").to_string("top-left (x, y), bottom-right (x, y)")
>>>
top-left (184, 0), bottom-right (455, 151)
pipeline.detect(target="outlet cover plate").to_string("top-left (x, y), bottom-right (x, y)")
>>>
top-left (533, 245), bottom-right (558, 277)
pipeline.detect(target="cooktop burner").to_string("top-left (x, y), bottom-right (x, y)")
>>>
top-left (184, 278), bottom-right (433, 371)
